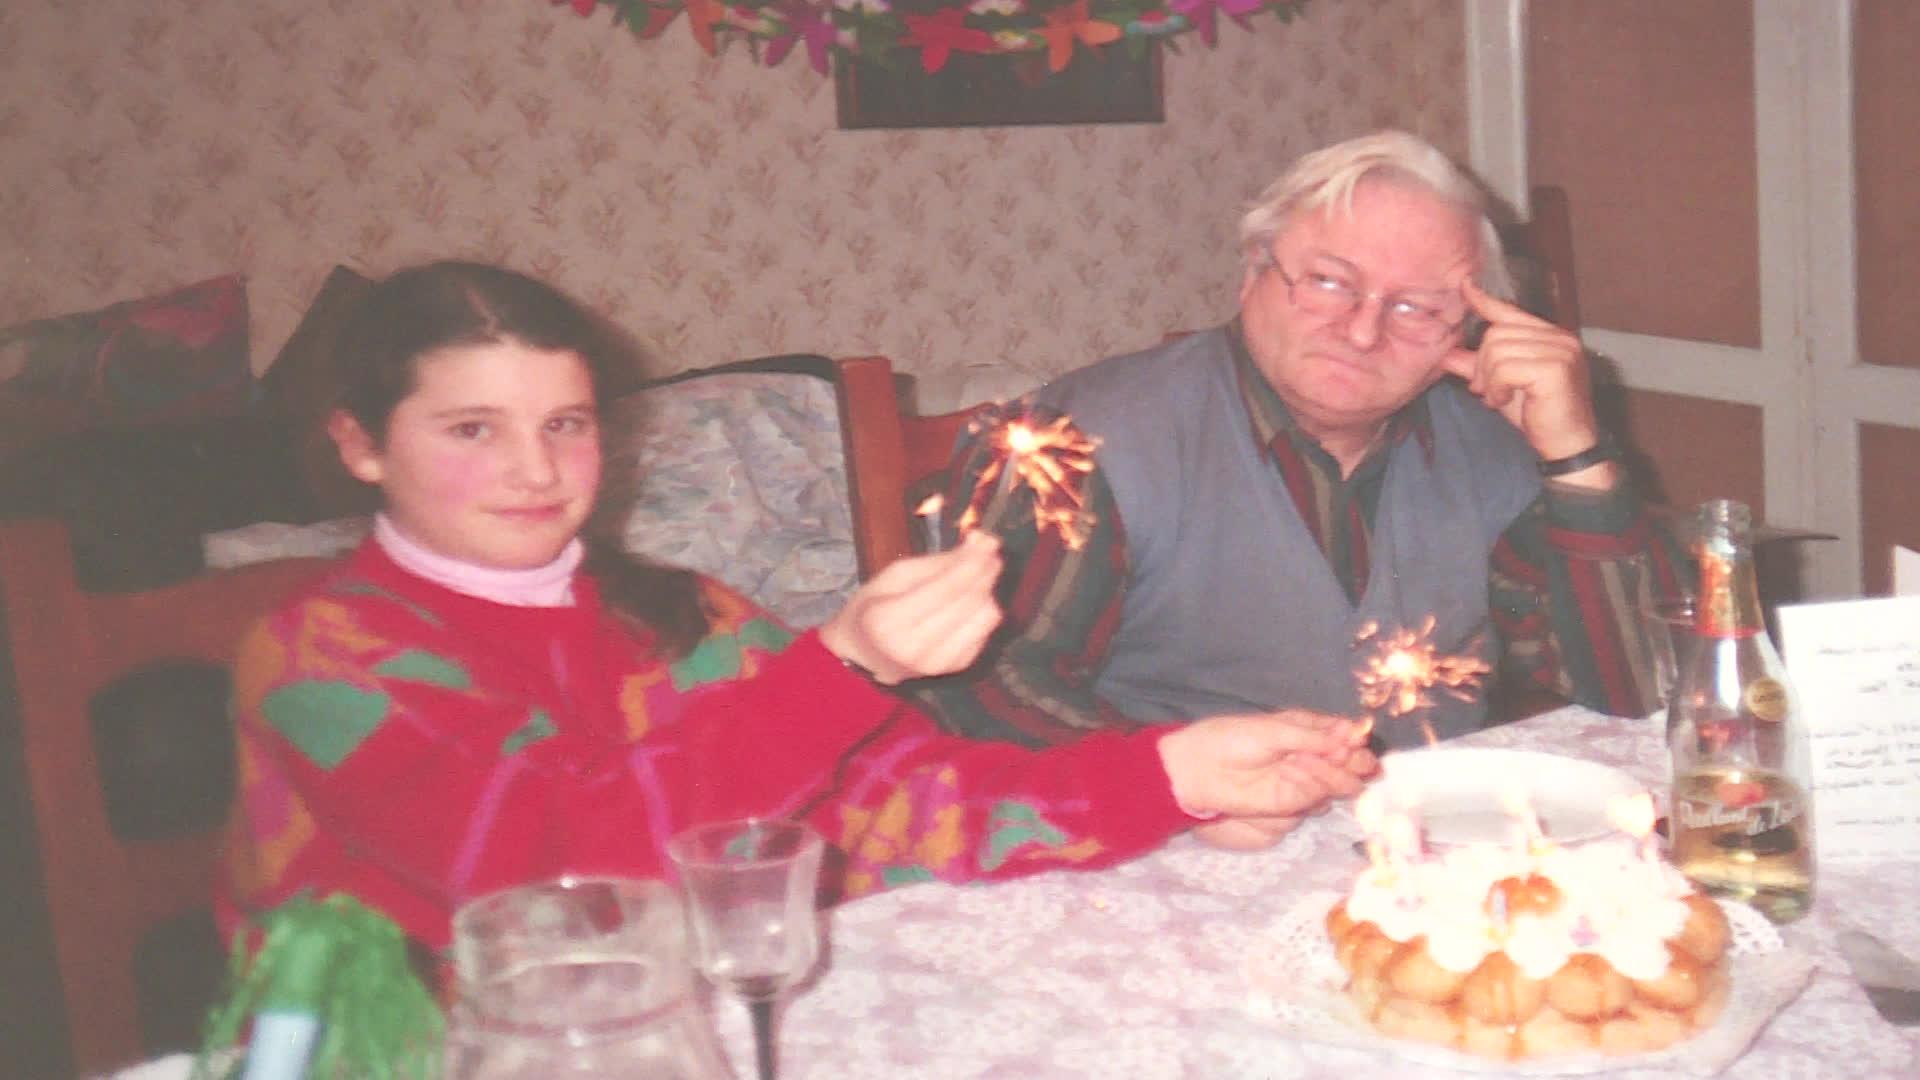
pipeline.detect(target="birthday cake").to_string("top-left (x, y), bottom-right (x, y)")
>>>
top-left (1327, 796), bottom-right (1731, 1059)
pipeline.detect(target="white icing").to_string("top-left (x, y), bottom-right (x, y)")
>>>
top-left (1343, 833), bottom-right (1696, 982)
top-left (1506, 911), bottom-right (1574, 980)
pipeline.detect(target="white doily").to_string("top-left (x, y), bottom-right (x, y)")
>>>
top-left (1244, 890), bottom-right (1816, 1076)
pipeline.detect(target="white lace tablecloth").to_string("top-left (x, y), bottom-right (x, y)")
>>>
top-left (700, 706), bottom-right (1920, 1079)
top-left (115, 707), bottom-right (1918, 1079)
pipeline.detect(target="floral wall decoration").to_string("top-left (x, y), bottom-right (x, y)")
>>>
top-left (556, 0), bottom-right (1310, 74)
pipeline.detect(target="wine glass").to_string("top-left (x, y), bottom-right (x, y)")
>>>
top-left (667, 819), bottom-right (824, 1080)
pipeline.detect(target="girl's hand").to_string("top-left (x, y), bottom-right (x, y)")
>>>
top-left (1157, 708), bottom-right (1377, 822)
top-left (1192, 815), bottom-right (1306, 850)
top-left (819, 531), bottom-right (1005, 685)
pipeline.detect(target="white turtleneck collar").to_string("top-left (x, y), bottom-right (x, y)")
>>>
top-left (373, 513), bottom-right (584, 607)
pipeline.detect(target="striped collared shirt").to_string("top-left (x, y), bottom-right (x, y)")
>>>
top-left (914, 324), bottom-right (1680, 746)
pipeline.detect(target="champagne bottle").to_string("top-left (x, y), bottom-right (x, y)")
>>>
top-left (1667, 498), bottom-right (1815, 923)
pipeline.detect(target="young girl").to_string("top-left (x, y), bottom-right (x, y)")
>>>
top-left (217, 261), bottom-right (1374, 950)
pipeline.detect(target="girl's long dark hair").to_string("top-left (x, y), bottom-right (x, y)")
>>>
top-left (332, 260), bottom-right (709, 655)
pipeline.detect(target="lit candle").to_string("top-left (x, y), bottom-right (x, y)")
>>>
top-left (1606, 790), bottom-right (1660, 863)
top-left (1383, 810), bottom-right (1425, 866)
top-left (1500, 787), bottom-right (1549, 857)
top-left (1355, 787), bottom-right (1426, 889)
top-left (1355, 787), bottom-right (1390, 872)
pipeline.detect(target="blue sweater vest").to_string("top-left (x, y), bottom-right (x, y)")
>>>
top-left (1038, 327), bottom-right (1540, 748)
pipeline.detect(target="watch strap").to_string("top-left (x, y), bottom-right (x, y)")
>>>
top-left (1538, 438), bottom-right (1621, 477)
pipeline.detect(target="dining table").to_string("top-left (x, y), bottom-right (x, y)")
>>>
top-left (694, 703), bottom-right (1920, 1079)
top-left (110, 705), bottom-right (1917, 1079)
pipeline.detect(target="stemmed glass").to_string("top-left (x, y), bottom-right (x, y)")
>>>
top-left (667, 819), bottom-right (825, 1080)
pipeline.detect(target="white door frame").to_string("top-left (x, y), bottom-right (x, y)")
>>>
top-left (1464, 0), bottom-right (1906, 601)
top-left (1465, 0), bottom-right (1528, 214)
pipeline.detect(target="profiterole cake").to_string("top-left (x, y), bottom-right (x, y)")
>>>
top-left (1328, 792), bottom-right (1731, 1060)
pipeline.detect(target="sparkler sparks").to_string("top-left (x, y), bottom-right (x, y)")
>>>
top-left (1354, 615), bottom-right (1492, 745)
top-left (955, 404), bottom-right (1101, 550)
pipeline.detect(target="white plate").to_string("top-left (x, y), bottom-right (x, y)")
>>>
top-left (1370, 747), bottom-right (1646, 847)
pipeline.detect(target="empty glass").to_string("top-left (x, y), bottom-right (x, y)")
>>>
top-left (668, 819), bottom-right (825, 1080)
top-left (1628, 554), bottom-right (1699, 721)
top-left (1648, 594), bottom-right (1700, 705)
top-left (444, 876), bottom-right (729, 1079)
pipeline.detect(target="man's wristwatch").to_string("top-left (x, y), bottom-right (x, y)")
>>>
top-left (1537, 437), bottom-right (1622, 478)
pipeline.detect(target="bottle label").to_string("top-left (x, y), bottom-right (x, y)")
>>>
top-left (1744, 678), bottom-right (1790, 722)
top-left (1676, 794), bottom-right (1804, 837)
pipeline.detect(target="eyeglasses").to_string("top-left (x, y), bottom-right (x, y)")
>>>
top-left (1266, 260), bottom-right (1469, 346)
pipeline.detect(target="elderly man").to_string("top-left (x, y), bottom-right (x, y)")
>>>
top-left (918, 131), bottom-right (1670, 807)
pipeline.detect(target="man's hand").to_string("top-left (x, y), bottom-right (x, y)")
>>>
top-left (1443, 280), bottom-right (1618, 491)
top-left (819, 531), bottom-right (1004, 684)
top-left (1156, 709), bottom-right (1377, 825)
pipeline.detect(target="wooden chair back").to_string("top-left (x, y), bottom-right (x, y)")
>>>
top-left (1504, 184), bottom-right (1582, 329)
top-left (835, 356), bottom-right (994, 578)
top-left (0, 518), bottom-right (332, 1074)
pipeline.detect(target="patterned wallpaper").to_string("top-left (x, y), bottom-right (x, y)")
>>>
top-left (0, 0), bottom-right (1466, 411)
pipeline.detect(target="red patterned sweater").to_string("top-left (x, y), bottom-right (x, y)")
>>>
top-left (217, 541), bottom-right (1192, 949)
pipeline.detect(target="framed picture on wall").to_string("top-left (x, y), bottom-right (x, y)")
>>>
top-left (836, 43), bottom-right (1163, 129)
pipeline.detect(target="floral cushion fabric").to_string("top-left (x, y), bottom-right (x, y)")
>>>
top-left (603, 371), bottom-right (858, 628)
top-left (0, 274), bottom-right (252, 462)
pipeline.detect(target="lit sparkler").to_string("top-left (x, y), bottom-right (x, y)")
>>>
top-left (1353, 615), bottom-right (1492, 745)
top-left (955, 404), bottom-right (1102, 550)
top-left (915, 493), bottom-right (946, 554)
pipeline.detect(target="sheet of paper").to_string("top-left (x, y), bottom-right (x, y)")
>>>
top-left (1895, 545), bottom-right (1920, 596)
top-left (1778, 595), bottom-right (1920, 863)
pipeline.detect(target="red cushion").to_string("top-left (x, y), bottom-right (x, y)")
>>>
top-left (0, 274), bottom-right (253, 462)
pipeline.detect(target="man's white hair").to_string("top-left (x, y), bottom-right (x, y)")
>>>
top-left (1238, 130), bottom-right (1514, 299)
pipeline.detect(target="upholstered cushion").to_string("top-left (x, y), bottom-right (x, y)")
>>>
top-left (260, 265), bottom-right (379, 518)
top-left (201, 516), bottom-right (371, 570)
top-left (0, 274), bottom-right (252, 464)
top-left (603, 369), bottom-right (858, 628)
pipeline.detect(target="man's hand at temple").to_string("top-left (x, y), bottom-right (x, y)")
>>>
top-left (1443, 280), bottom-right (1620, 492)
